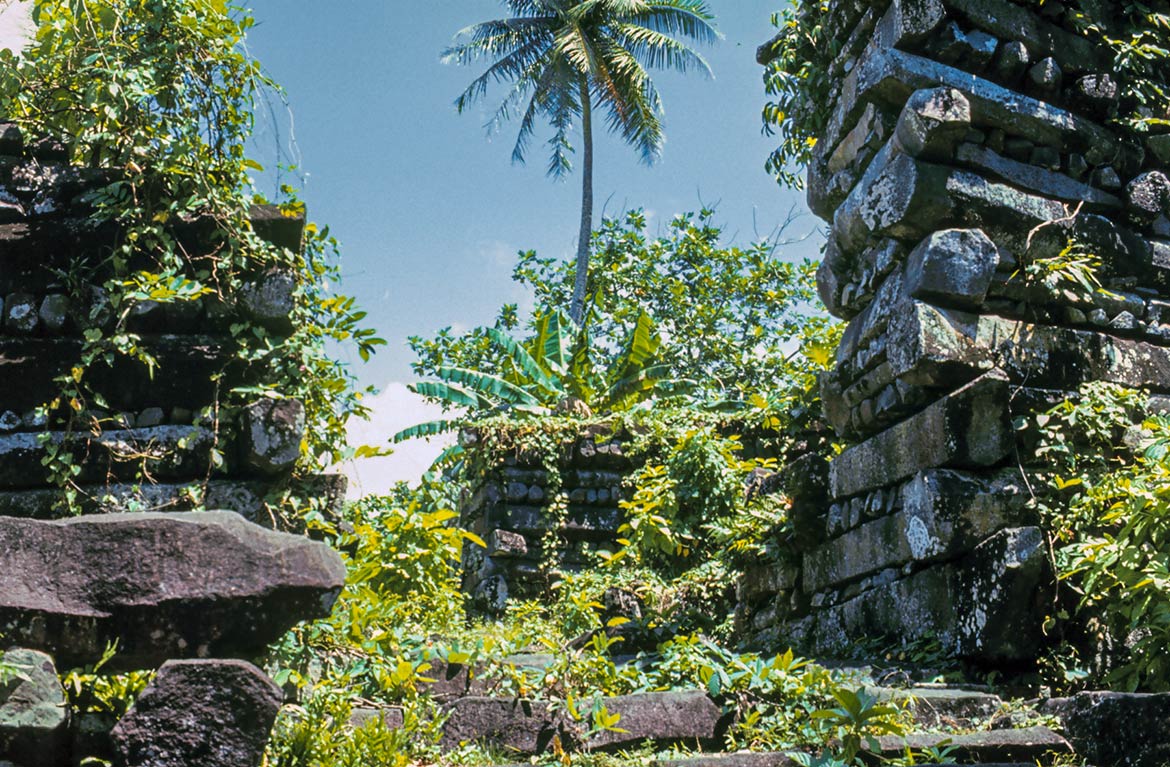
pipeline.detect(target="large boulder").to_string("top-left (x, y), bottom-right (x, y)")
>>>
top-left (110, 659), bottom-right (281, 767)
top-left (0, 511), bottom-right (345, 670)
top-left (0, 649), bottom-right (68, 767)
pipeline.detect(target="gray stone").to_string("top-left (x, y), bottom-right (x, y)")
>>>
top-left (830, 46), bottom-right (1116, 160)
top-left (1071, 73), bottom-right (1119, 117)
top-left (955, 143), bottom-right (1120, 209)
top-left (1127, 171), bottom-right (1170, 225)
top-left (0, 413), bottom-right (17, 433)
top-left (895, 87), bottom-right (971, 161)
top-left (992, 40), bottom-right (1029, 83)
top-left (1026, 57), bottom-right (1062, 100)
top-left (238, 397), bottom-right (305, 476)
top-left (0, 511), bottom-right (345, 669)
top-left (239, 269), bottom-right (296, 335)
top-left (943, 0), bottom-right (1099, 74)
top-left (954, 527), bottom-right (1050, 659)
top-left (110, 660), bottom-right (281, 767)
top-left (829, 372), bottom-right (1012, 499)
top-left (1148, 133), bottom-right (1170, 166)
top-left (1094, 165), bottom-right (1123, 191)
top-left (489, 529), bottom-right (528, 558)
top-left (1045, 692), bottom-right (1170, 767)
top-left (0, 649), bottom-right (68, 767)
top-left (587, 691), bottom-right (724, 751)
top-left (0, 425), bottom-right (215, 488)
top-left (3, 294), bottom-right (37, 335)
top-left (873, 726), bottom-right (1071, 763)
top-left (867, 685), bottom-right (1002, 729)
top-left (804, 470), bottom-right (1030, 593)
top-left (903, 228), bottom-right (999, 309)
top-left (134, 407), bottom-right (164, 428)
top-left (37, 295), bottom-right (69, 334)
top-left (930, 21), bottom-right (997, 69)
top-left (439, 697), bottom-right (567, 755)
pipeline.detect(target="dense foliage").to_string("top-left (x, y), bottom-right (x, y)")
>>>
top-left (0, 0), bottom-right (382, 511)
top-left (409, 209), bottom-right (835, 411)
top-left (1031, 383), bottom-right (1170, 692)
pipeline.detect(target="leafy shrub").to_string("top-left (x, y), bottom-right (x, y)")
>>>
top-left (1031, 383), bottom-right (1170, 691)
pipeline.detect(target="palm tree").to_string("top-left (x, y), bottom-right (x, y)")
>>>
top-left (443, 0), bottom-right (717, 325)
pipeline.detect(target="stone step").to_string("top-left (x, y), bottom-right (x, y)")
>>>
top-left (870, 726), bottom-right (1072, 764)
top-left (0, 425), bottom-right (216, 489)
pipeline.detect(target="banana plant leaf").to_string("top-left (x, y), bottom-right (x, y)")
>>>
top-left (435, 366), bottom-right (543, 407)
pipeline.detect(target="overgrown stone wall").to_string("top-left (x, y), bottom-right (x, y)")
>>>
top-left (460, 424), bottom-right (634, 612)
top-left (0, 123), bottom-right (347, 766)
top-left (0, 124), bottom-right (344, 523)
top-left (745, 0), bottom-right (1170, 666)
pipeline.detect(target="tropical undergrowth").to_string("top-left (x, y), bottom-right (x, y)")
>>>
top-left (1027, 382), bottom-right (1170, 693)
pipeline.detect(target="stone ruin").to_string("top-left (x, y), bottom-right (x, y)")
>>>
top-left (459, 424), bottom-right (634, 613)
top-left (740, 0), bottom-right (1170, 668)
top-left (0, 125), bottom-right (347, 766)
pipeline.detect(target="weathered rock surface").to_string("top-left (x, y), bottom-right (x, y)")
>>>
top-left (587, 691), bottom-right (725, 751)
top-left (110, 659), bottom-right (281, 767)
top-left (0, 511), bottom-right (345, 669)
top-left (238, 397), bottom-right (305, 477)
top-left (439, 697), bottom-right (568, 755)
top-left (0, 649), bottom-right (68, 767)
top-left (829, 372), bottom-right (1012, 498)
top-left (1043, 692), bottom-right (1170, 767)
top-left (873, 726), bottom-right (1072, 763)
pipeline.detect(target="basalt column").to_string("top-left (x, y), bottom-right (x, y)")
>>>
top-left (750, 0), bottom-right (1170, 665)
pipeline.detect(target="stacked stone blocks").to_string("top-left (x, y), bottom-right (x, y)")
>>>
top-left (743, 0), bottom-right (1170, 665)
top-left (0, 124), bottom-right (347, 766)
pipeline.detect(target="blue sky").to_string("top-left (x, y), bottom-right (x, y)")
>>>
top-left (242, 0), bottom-right (822, 391)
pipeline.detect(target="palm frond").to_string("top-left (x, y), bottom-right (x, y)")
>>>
top-left (486, 326), bottom-right (564, 396)
top-left (435, 366), bottom-right (544, 407)
top-left (625, 2), bottom-right (719, 46)
top-left (612, 23), bottom-right (712, 74)
top-left (392, 419), bottom-right (460, 443)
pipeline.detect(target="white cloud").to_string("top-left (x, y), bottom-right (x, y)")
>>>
top-left (338, 382), bottom-right (456, 498)
top-left (0, 2), bottom-right (30, 54)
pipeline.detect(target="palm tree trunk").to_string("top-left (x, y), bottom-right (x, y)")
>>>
top-left (570, 77), bottom-right (593, 327)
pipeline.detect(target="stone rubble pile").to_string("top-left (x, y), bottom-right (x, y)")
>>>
top-left (742, 0), bottom-right (1170, 666)
top-left (0, 124), bottom-right (348, 766)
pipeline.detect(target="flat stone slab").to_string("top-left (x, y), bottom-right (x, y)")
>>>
top-left (867, 685), bottom-right (1002, 729)
top-left (0, 511), bottom-right (345, 670)
top-left (439, 697), bottom-right (568, 755)
top-left (830, 372), bottom-right (1013, 499)
top-left (0, 649), bottom-right (67, 766)
top-left (873, 726), bottom-right (1071, 763)
top-left (587, 690), bottom-right (725, 751)
top-left (110, 659), bottom-right (281, 767)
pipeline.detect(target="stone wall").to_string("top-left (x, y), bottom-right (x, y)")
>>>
top-left (0, 124), bottom-right (344, 524)
top-left (745, 0), bottom-right (1170, 666)
top-left (0, 123), bottom-right (348, 766)
top-left (459, 424), bottom-right (634, 612)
